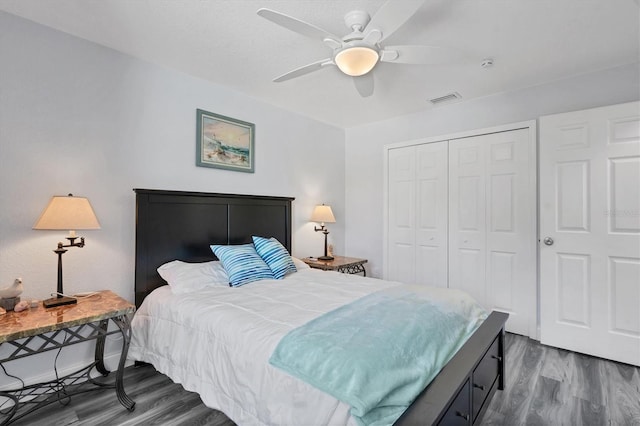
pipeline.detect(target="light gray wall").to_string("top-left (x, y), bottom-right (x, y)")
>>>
top-left (0, 12), bottom-right (345, 380)
top-left (345, 62), bottom-right (640, 278)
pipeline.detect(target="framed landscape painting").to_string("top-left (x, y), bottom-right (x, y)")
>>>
top-left (196, 109), bottom-right (255, 173)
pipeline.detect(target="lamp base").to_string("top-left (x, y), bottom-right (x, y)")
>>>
top-left (318, 255), bottom-right (334, 261)
top-left (43, 296), bottom-right (77, 308)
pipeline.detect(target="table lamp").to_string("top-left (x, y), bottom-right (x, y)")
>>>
top-left (311, 204), bottom-right (336, 260)
top-left (33, 194), bottom-right (101, 308)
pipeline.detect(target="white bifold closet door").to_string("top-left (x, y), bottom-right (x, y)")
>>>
top-left (387, 142), bottom-right (448, 287)
top-left (386, 127), bottom-right (536, 336)
top-left (539, 102), bottom-right (640, 366)
top-left (449, 129), bottom-right (535, 336)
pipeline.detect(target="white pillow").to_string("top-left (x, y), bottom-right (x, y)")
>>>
top-left (291, 257), bottom-right (310, 270)
top-left (157, 260), bottom-right (229, 294)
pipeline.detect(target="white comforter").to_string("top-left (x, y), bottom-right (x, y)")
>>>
top-left (128, 268), bottom-right (399, 426)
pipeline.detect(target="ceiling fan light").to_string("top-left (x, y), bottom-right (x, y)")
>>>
top-left (335, 46), bottom-right (379, 77)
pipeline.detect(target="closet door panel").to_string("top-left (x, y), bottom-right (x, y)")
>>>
top-left (415, 143), bottom-right (448, 287)
top-left (457, 248), bottom-right (486, 304)
top-left (388, 147), bottom-right (416, 283)
top-left (485, 129), bottom-right (534, 335)
top-left (449, 129), bottom-right (535, 335)
top-left (449, 139), bottom-right (486, 305)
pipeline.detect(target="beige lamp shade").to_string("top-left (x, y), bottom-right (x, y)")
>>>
top-left (310, 204), bottom-right (336, 224)
top-left (33, 194), bottom-right (101, 230)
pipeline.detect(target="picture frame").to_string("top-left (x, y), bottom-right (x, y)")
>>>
top-left (196, 109), bottom-right (255, 173)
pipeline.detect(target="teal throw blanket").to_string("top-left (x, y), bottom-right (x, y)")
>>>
top-left (269, 285), bottom-right (487, 426)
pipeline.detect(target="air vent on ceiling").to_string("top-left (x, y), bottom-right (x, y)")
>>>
top-left (429, 92), bottom-right (462, 105)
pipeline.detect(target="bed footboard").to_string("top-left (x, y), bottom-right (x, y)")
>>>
top-left (395, 311), bottom-right (508, 425)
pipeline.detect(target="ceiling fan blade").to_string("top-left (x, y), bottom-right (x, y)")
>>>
top-left (381, 45), bottom-right (463, 65)
top-left (353, 73), bottom-right (374, 97)
top-left (273, 59), bottom-right (333, 83)
top-left (364, 0), bottom-right (426, 43)
top-left (257, 8), bottom-right (342, 47)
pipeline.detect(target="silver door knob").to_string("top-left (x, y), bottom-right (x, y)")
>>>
top-left (543, 237), bottom-right (554, 246)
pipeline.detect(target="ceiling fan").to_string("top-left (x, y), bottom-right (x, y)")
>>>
top-left (257, 0), bottom-right (459, 97)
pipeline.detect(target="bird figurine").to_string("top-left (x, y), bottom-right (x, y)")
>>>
top-left (0, 278), bottom-right (23, 299)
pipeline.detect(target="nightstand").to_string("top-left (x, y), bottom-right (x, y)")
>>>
top-left (302, 256), bottom-right (368, 276)
top-left (0, 290), bottom-right (136, 424)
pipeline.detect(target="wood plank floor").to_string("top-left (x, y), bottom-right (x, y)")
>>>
top-left (7, 333), bottom-right (640, 425)
top-left (481, 334), bottom-right (640, 425)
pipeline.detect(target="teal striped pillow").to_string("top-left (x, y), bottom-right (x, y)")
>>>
top-left (252, 236), bottom-right (297, 279)
top-left (210, 244), bottom-right (274, 287)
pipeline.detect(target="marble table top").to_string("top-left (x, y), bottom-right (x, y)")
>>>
top-left (302, 255), bottom-right (368, 269)
top-left (0, 290), bottom-right (135, 343)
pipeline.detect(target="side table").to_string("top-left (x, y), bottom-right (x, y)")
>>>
top-left (0, 290), bottom-right (136, 425)
top-left (302, 256), bottom-right (368, 276)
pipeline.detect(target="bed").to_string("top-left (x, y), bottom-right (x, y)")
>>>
top-left (129, 188), bottom-right (508, 425)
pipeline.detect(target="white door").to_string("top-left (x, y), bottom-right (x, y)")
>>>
top-left (448, 137), bottom-right (487, 305)
top-left (386, 142), bottom-right (448, 286)
top-left (415, 143), bottom-right (448, 287)
top-left (540, 102), bottom-right (640, 366)
top-left (387, 146), bottom-right (416, 284)
top-left (449, 129), bottom-right (536, 336)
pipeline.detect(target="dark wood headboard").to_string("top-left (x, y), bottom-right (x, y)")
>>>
top-left (134, 189), bottom-right (294, 307)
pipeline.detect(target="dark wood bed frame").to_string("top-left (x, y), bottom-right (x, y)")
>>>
top-left (133, 188), bottom-right (508, 425)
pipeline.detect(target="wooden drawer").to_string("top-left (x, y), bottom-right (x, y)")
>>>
top-left (472, 337), bottom-right (500, 421)
top-left (438, 379), bottom-right (471, 425)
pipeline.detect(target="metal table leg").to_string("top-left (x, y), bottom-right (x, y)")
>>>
top-left (111, 315), bottom-right (136, 411)
top-left (94, 319), bottom-right (110, 376)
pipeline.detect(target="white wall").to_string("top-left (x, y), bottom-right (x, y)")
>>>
top-left (345, 62), bottom-right (640, 278)
top-left (0, 12), bottom-right (345, 380)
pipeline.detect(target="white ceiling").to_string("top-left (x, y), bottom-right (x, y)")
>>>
top-left (1, 0), bottom-right (639, 128)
